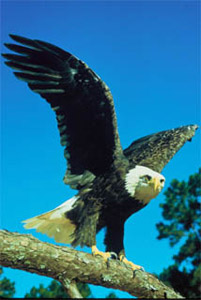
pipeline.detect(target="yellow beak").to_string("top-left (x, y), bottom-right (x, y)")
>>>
top-left (150, 177), bottom-right (161, 192)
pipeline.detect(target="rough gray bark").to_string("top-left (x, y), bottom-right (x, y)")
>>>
top-left (0, 230), bottom-right (183, 298)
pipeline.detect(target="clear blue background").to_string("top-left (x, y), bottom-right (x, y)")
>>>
top-left (1, 1), bottom-right (200, 298)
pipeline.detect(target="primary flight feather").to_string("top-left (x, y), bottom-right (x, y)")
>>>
top-left (3, 34), bottom-right (198, 270)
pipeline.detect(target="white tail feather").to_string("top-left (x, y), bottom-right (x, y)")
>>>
top-left (22, 196), bottom-right (77, 244)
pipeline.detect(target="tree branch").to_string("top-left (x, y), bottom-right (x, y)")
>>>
top-left (0, 230), bottom-right (183, 298)
top-left (61, 279), bottom-right (83, 298)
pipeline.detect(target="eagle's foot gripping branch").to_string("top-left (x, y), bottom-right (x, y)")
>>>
top-left (119, 255), bottom-right (144, 273)
top-left (91, 245), bottom-right (117, 262)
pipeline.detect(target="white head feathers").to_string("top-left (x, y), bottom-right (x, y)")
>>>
top-left (125, 165), bottom-right (165, 204)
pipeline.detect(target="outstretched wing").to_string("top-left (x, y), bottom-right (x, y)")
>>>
top-left (3, 34), bottom-right (123, 189)
top-left (124, 125), bottom-right (198, 173)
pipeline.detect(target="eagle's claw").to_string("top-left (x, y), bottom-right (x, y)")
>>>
top-left (119, 255), bottom-right (144, 272)
top-left (108, 252), bottom-right (118, 260)
top-left (92, 245), bottom-right (117, 262)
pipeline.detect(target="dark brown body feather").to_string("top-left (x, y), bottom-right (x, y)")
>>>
top-left (67, 164), bottom-right (145, 255)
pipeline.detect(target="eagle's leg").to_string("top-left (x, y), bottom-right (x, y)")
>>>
top-left (70, 203), bottom-right (100, 248)
top-left (70, 203), bottom-right (116, 262)
top-left (105, 219), bottom-right (144, 271)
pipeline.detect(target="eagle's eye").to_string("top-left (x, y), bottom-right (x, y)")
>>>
top-left (160, 178), bottom-right (165, 183)
top-left (144, 175), bottom-right (152, 181)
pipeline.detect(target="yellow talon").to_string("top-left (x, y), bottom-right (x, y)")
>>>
top-left (119, 255), bottom-right (144, 271)
top-left (91, 245), bottom-right (112, 262)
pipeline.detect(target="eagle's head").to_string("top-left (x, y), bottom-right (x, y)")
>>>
top-left (125, 165), bottom-right (165, 204)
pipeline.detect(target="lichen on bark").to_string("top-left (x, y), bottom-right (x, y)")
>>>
top-left (0, 230), bottom-right (183, 298)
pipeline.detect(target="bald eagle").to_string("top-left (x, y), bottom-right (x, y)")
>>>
top-left (3, 34), bottom-right (198, 271)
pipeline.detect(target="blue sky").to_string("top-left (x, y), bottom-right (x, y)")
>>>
top-left (1, 1), bottom-right (200, 298)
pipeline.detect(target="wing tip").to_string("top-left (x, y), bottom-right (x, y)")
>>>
top-left (185, 124), bottom-right (199, 130)
top-left (186, 124), bottom-right (199, 142)
top-left (192, 124), bottom-right (199, 130)
top-left (9, 33), bottom-right (19, 39)
top-left (174, 124), bottom-right (199, 136)
top-left (9, 33), bottom-right (31, 43)
top-left (4, 43), bottom-right (10, 48)
top-left (1, 53), bottom-right (8, 59)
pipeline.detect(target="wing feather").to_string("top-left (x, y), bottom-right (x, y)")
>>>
top-left (124, 125), bottom-right (198, 173)
top-left (3, 34), bottom-right (123, 189)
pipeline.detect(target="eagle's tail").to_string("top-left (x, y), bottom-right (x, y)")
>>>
top-left (22, 196), bottom-right (77, 244)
